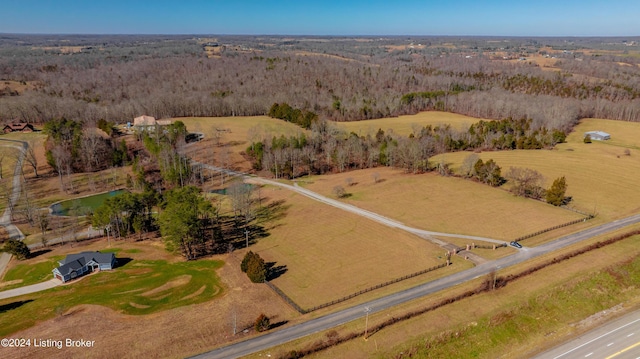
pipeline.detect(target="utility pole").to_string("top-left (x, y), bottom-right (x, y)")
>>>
top-left (364, 306), bottom-right (371, 341)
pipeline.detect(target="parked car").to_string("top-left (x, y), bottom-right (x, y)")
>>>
top-left (510, 241), bottom-right (523, 249)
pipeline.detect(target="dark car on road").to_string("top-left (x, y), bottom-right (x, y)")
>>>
top-left (510, 241), bottom-right (523, 249)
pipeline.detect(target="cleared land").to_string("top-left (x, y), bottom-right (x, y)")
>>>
top-left (333, 111), bottom-right (484, 137)
top-left (251, 186), bottom-right (456, 309)
top-left (300, 167), bottom-right (584, 240)
top-left (432, 118), bottom-right (640, 222)
top-left (178, 115), bottom-right (307, 172)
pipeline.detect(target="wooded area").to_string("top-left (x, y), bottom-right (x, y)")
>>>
top-left (1, 35), bottom-right (639, 129)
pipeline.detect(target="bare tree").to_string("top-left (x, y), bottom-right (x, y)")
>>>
top-left (23, 140), bottom-right (39, 177)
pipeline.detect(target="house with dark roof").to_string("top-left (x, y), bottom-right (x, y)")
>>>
top-left (52, 251), bottom-right (116, 283)
top-left (3, 123), bottom-right (34, 133)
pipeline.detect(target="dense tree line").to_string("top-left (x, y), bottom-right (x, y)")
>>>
top-left (246, 117), bottom-right (565, 178)
top-left (1, 35), bottom-right (639, 130)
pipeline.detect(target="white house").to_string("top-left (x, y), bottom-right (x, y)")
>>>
top-left (133, 115), bottom-right (173, 131)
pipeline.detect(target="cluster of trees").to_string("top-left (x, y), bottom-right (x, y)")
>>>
top-left (158, 186), bottom-right (214, 260)
top-left (246, 117), bottom-right (565, 179)
top-left (268, 103), bottom-right (318, 129)
top-left (44, 118), bottom-right (128, 192)
top-left (91, 189), bottom-right (159, 240)
top-left (139, 121), bottom-right (192, 188)
top-left (241, 251), bottom-right (266, 283)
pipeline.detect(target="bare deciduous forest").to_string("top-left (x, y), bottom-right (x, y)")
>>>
top-left (1, 34), bottom-right (640, 130)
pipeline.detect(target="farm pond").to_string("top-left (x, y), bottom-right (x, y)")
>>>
top-left (50, 189), bottom-right (128, 216)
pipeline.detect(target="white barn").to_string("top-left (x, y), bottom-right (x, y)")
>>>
top-left (584, 131), bottom-right (610, 141)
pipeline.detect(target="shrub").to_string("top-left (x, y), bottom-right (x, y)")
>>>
top-left (241, 251), bottom-right (256, 273)
top-left (242, 251), bottom-right (266, 283)
top-left (333, 185), bottom-right (346, 198)
top-left (254, 313), bottom-right (270, 332)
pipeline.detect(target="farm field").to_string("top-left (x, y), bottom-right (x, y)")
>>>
top-left (432, 118), bottom-right (640, 222)
top-left (299, 167), bottom-right (584, 240)
top-left (251, 185), bottom-right (458, 309)
top-left (333, 111), bottom-right (484, 136)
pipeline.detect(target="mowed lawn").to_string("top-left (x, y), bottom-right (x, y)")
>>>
top-left (252, 187), bottom-right (452, 309)
top-left (432, 118), bottom-right (640, 222)
top-left (300, 167), bottom-right (583, 240)
top-left (0, 246), bottom-right (224, 337)
top-left (333, 111), bottom-right (485, 136)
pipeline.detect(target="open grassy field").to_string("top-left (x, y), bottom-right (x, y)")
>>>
top-left (248, 228), bottom-right (640, 359)
top-left (0, 237), bottom-right (298, 359)
top-left (432, 118), bottom-right (640, 222)
top-left (299, 167), bottom-right (584, 240)
top-left (177, 115), bottom-right (307, 172)
top-left (251, 185), bottom-right (458, 309)
top-left (333, 111), bottom-right (484, 137)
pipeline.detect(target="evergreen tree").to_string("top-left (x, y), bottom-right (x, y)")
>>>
top-left (3, 239), bottom-right (30, 260)
top-left (546, 176), bottom-right (568, 206)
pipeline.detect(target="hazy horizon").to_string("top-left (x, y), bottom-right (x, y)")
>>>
top-left (2, 0), bottom-right (639, 37)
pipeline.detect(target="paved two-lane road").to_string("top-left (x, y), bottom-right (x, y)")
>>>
top-left (535, 309), bottom-right (640, 359)
top-left (191, 168), bottom-right (640, 359)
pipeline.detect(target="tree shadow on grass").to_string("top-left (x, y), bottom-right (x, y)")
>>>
top-left (266, 262), bottom-right (288, 281)
top-left (270, 320), bottom-right (288, 330)
top-left (0, 299), bottom-right (33, 314)
top-left (114, 257), bottom-right (133, 269)
top-left (28, 249), bottom-right (51, 259)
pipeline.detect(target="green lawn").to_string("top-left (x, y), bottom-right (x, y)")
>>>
top-left (0, 249), bottom-right (224, 336)
top-left (0, 255), bottom-right (64, 291)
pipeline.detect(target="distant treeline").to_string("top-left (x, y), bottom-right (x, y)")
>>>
top-left (1, 35), bottom-right (639, 129)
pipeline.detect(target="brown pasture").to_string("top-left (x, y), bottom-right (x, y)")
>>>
top-left (333, 111), bottom-right (484, 137)
top-left (252, 186), bottom-right (452, 309)
top-left (432, 118), bottom-right (640, 222)
top-left (248, 230), bottom-right (640, 359)
top-left (177, 115), bottom-right (307, 172)
top-left (301, 167), bottom-right (584, 240)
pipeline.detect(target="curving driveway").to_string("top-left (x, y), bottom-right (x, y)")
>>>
top-left (0, 139), bottom-right (28, 279)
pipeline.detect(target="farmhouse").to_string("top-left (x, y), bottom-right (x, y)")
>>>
top-left (3, 122), bottom-right (35, 133)
top-left (52, 251), bottom-right (116, 283)
top-left (584, 131), bottom-right (611, 141)
top-left (133, 115), bottom-right (173, 131)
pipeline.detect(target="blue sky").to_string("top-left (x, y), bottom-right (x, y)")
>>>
top-left (2, 0), bottom-right (639, 36)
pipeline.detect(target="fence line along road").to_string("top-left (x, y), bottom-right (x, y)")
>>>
top-left (191, 163), bottom-right (640, 359)
top-left (193, 213), bottom-right (640, 359)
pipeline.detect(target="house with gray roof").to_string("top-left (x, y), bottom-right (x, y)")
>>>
top-left (584, 131), bottom-right (611, 141)
top-left (52, 251), bottom-right (116, 283)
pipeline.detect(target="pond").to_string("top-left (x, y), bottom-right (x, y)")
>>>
top-left (50, 189), bottom-right (128, 216)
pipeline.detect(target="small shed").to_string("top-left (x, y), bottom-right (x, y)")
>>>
top-left (584, 131), bottom-right (610, 141)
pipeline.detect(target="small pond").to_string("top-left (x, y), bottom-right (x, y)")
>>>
top-left (50, 189), bottom-right (128, 216)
